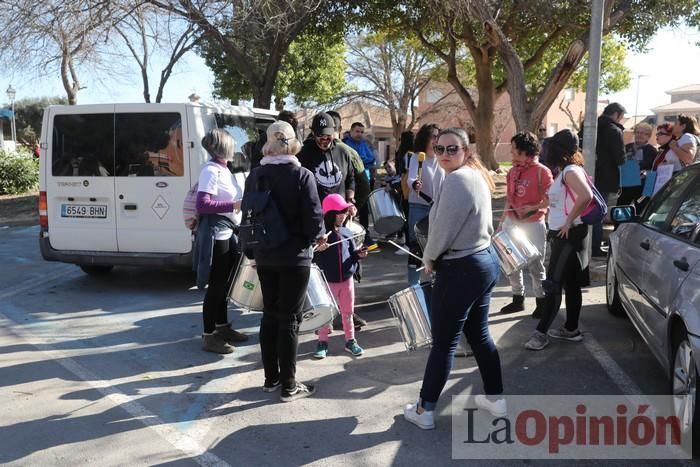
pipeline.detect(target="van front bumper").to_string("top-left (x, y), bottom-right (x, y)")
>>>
top-left (39, 233), bottom-right (192, 268)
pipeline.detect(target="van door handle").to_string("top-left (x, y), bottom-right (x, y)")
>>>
top-left (124, 204), bottom-right (138, 211)
top-left (639, 240), bottom-right (650, 250)
top-left (673, 258), bottom-right (689, 272)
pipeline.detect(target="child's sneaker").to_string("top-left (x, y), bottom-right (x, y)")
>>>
top-left (313, 341), bottom-right (329, 359)
top-left (280, 382), bottom-right (315, 402)
top-left (345, 339), bottom-right (364, 356)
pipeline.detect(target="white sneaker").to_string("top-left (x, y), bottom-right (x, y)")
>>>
top-left (474, 395), bottom-right (507, 417)
top-left (403, 401), bottom-right (435, 429)
top-left (394, 248), bottom-right (409, 255)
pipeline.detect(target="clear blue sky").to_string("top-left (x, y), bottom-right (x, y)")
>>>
top-left (1, 26), bottom-right (699, 116)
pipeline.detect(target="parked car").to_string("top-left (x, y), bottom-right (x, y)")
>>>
top-left (606, 164), bottom-right (700, 439)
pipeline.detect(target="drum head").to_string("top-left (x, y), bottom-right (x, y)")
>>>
top-left (298, 305), bottom-right (335, 334)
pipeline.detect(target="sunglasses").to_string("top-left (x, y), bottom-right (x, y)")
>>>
top-left (656, 131), bottom-right (670, 136)
top-left (433, 144), bottom-right (464, 156)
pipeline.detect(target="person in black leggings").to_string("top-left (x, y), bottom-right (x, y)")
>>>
top-left (196, 129), bottom-right (249, 354)
top-left (524, 129), bottom-right (592, 351)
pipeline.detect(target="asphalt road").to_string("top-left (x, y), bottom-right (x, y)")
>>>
top-left (0, 225), bottom-right (694, 466)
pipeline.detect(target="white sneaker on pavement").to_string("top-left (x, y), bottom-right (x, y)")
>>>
top-left (474, 395), bottom-right (507, 417)
top-left (403, 401), bottom-right (435, 429)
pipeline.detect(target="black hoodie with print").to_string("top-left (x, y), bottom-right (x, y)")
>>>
top-left (298, 138), bottom-right (356, 202)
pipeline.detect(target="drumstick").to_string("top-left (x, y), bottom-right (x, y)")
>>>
top-left (326, 233), bottom-right (364, 247)
top-left (313, 233), bottom-right (365, 250)
top-left (386, 240), bottom-right (424, 262)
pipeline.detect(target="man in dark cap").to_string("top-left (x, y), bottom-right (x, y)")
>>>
top-left (298, 112), bottom-right (356, 204)
top-left (593, 102), bottom-right (626, 257)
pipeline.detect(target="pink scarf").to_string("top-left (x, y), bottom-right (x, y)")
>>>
top-left (507, 157), bottom-right (536, 204)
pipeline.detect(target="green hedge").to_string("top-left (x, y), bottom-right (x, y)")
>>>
top-left (0, 149), bottom-right (39, 195)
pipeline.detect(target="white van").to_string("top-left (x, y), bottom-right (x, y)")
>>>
top-left (39, 102), bottom-right (276, 274)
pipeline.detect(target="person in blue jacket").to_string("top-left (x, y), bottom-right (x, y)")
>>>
top-left (343, 122), bottom-right (377, 247)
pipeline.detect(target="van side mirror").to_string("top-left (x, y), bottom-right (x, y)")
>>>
top-left (610, 205), bottom-right (636, 223)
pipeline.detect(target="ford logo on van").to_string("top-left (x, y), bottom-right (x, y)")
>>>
top-left (156, 182), bottom-right (168, 188)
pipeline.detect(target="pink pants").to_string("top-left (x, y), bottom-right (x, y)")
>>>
top-left (318, 278), bottom-right (355, 342)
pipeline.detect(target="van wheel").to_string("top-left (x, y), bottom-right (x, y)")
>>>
top-left (79, 265), bottom-right (114, 275)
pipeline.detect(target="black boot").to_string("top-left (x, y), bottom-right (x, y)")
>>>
top-left (353, 312), bottom-right (367, 329)
top-left (531, 297), bottom-right (546, 319)
top-left (500, 295), bottom-right (525, 314)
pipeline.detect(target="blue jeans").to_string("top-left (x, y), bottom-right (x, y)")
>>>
top-left (419, 247), bottom-right (503, 410)
top-left (407, 203), bottom-right (430, 286)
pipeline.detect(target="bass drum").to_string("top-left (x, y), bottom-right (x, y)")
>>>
top-left (298, 265), bottom-right (339, 334)
top-left (492, 226), bottom-right (541, 276)
top-left (228, 256), bottom-right (264, 311)
top-left (388, 282), bottom-right (433, 351)
top-left (367, 188), bottom-right (405, 235)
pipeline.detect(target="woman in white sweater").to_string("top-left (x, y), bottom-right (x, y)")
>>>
top-left (403, 128), bottom-right (504, 430)
top-left (406, 123), bottom-right (440, 285)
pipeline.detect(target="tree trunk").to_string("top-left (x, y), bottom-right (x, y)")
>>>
top-left (470, 52), bottom-right (499, 170)
top-left (60, 50), bottom-right (79, 105)
top-left (252, 86), bottom-right (272, 110)
top-left (474, 105), bottom-right (497, 170)
top-left (142, 67), bottom-right (151, 103)
top-left (527, 40), bottom-right (586, 132)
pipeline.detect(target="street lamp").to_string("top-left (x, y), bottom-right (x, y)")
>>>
top-left (633, 74), bottom-right (648, 128)
top-left (6, 85), bottom-right (16, 143)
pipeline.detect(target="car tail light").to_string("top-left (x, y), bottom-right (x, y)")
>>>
top-left (39, 191), bottom-right (48, 229)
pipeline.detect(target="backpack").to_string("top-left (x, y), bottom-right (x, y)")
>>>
top-left (563, 167), bottom-right (608, 225)
top-left (238, 174), bottom-right (289, 250)
top-left (183, 182), bottom-right (199, 231)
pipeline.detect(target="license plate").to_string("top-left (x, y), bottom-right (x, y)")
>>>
top-left (61, 204), bottom-right (107, 218)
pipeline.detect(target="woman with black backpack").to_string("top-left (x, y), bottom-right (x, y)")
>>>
top-left (243, 121), bottom-right (325, 402)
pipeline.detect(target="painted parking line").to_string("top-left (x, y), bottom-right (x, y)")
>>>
top-left (0, 315), bottom-right (231, 467)
top-left (0, 265), bottom-right (80, 300)
top-left (582, 331), bottom-right (643, 395)
top-left (0, 267), bottom-right (232, 467)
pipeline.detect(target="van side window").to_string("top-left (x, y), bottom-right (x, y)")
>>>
top-left (116, 113), bottom-right (184, 177)
top-left (215, 114), bottom-right (257, 172)
top-left (51, 114), bottom-right (114, 176)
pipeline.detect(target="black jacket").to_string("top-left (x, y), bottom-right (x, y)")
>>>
top-left (245, 163), bottom-right (324, 267)
top-left (595, 114), bottom-right (626, 193)
top-left (298, 139), bottom-right (356, 201)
